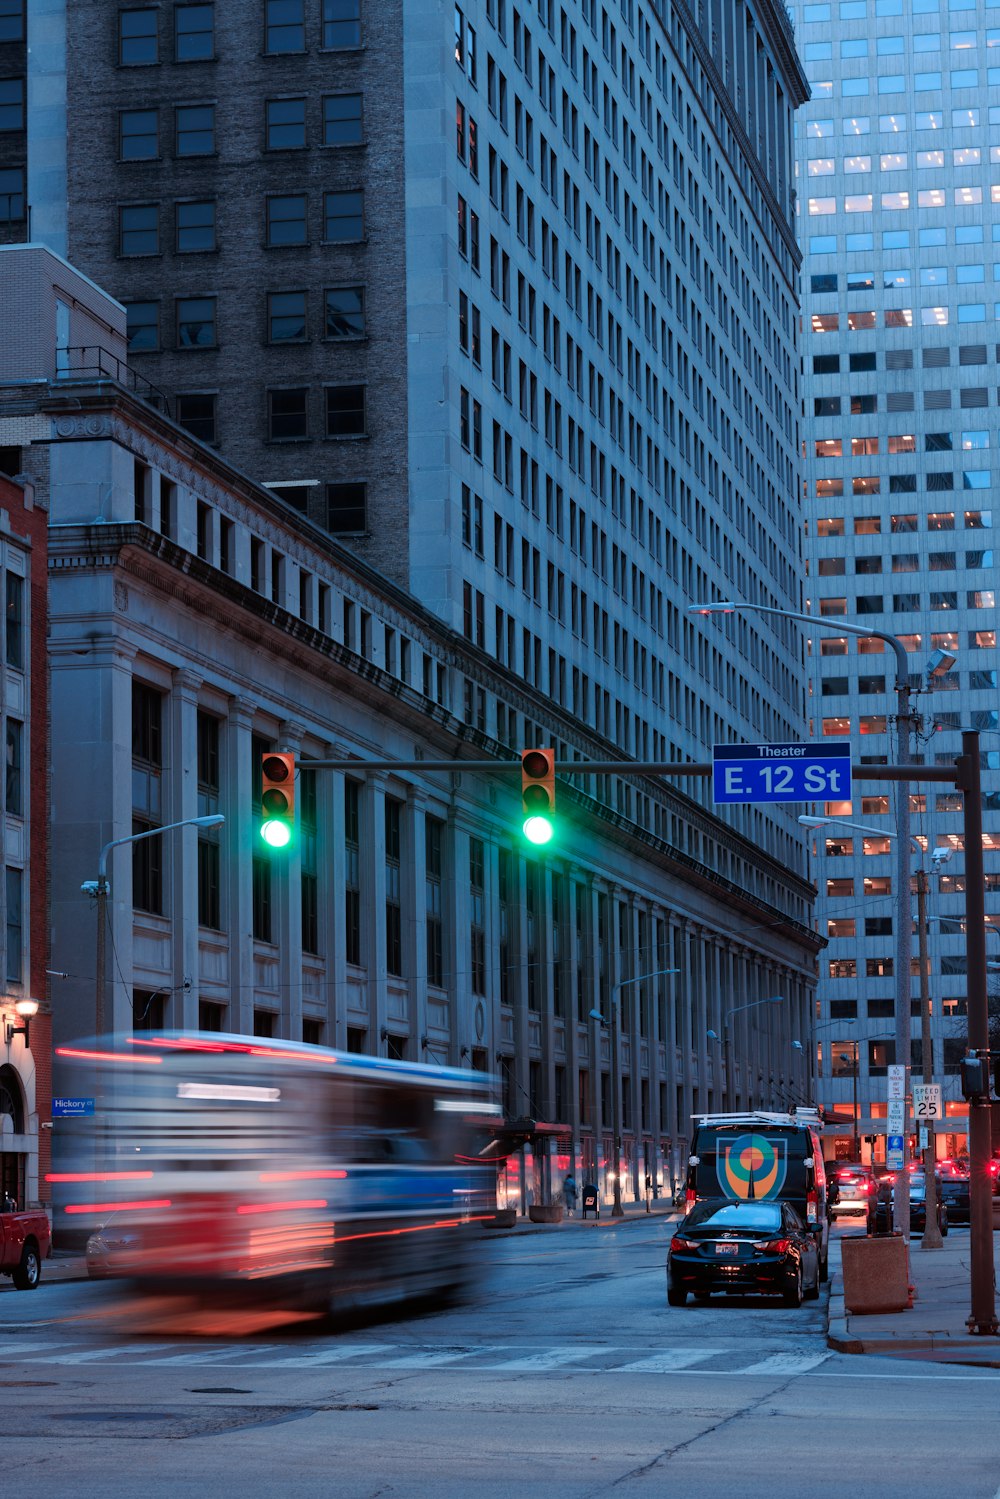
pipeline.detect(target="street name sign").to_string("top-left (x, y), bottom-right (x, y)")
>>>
top-left (913, 1083), bottom-right (943, 1121)
top-left (887, 1135), bottom-right (905, 1170)
top-left (52, 1097), bottom-right (94, 1117)
top-left (887, 1065), bottom-right (906, 1101)
top-left (712, 742), bottom-right (851, 804)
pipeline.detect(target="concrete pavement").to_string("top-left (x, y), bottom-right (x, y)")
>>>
top-left (828, 1228), bottom-right (1000, 1365)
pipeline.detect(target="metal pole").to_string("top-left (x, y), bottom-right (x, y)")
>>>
top-left (917, 867), bottom-right (943, 1250)
top-left (959, 730), bottom-right (998, 1334)
top-left (724, 1023), bottom-right (734, 1111)
top-left (892, 651), bottom-right (913, 1237)
top-left (611, 989), bottom-right (623, 1219)
top-left (852, 1044), bottom-right (860, 1163)
top-left (94, 876), bottom-right (108, 1039)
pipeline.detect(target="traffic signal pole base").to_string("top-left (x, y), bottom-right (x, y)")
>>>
top-left (966, 1315), bottom-right (1000, 1336)
top-left (610, 1204), bottom-right (624, 1218)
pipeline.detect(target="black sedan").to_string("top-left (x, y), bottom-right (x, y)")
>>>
top-left (938, 1175), bottom-right (970, 1224)
top-left (667, 1197), bottom-right (820, 1307)
top-left (873, 1173), bottom-right (949, 1236)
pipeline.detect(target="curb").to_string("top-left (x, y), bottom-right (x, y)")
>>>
top-left (825, 1265), bottom-right (1000, 1363)
top-left (487, 1209), bottom-right (680, 1239)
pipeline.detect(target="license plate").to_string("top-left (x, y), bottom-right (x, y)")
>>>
top-left (714, 1243), bottom-right (739, 1256)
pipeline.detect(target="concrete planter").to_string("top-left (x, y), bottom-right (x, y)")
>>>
top-left (841, 1233), bottom-right (911, 1314)
top-left (484, 1209), bottom-right (517, 1228)
top-left (528, 1204), bottom-right (564, 1224)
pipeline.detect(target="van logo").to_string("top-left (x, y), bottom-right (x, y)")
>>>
top-left (718, 1133), bottom-right (787, 1201)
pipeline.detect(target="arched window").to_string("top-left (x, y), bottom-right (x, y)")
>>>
top-left (0, 1065), bottom-right (25, 1134)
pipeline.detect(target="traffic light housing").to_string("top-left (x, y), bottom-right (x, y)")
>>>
top-left (960, 1053), bottom-right (989, 1102)
top-left (260, 751), bottom-right (295, 848)
top-left (521, 747), bottom-right (555, 846)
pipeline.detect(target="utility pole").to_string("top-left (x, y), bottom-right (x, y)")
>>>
top-left (916, 867), bottom-right (943, 1250)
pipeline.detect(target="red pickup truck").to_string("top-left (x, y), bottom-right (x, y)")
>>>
top-left (1, 1206), bottom-right (50, 1289)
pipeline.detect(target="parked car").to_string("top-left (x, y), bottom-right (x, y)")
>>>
top-left (874, 1172), bottom-right (949, 1236)
top-left (937, 1175), bottom-right (970, 1225)
top-left (85, 1213), bottom-right (143, 1279)
top-left (828, 1163), bottom-right (877, 1231)
top-left (667, 1197), bottom-right (820, 1307)
top-left (0, 1201), bottom-right (50, 1290)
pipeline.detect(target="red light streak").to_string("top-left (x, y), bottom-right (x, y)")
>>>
top-left (47, 1171), bottom-right (154, 1183)
top-left (258, 1170), bottom-right (347, 1182)
top-left (65, 1198), bottom-right (171, 1214)
top-left (55, 1047), bottom-right (162, 1064)
top-left (236, 1199), bottom-right (327, 1215)
top-left (333, 1214), bottom-right (495, 1244)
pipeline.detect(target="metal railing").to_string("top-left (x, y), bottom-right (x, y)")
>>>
top-left (59, 346), bottom-right (173, 417)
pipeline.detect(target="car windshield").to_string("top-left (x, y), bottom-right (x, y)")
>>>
top-left (685, 1199), bottom-right (782, 1232)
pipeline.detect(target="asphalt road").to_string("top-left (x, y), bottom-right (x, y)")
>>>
top-left (3, 1219), bottom-right (1000, 1499)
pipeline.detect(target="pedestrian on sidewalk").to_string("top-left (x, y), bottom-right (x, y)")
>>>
top-left (645, 1173), bottom-right (653, 1213)
top-left (563, 1172), bottom-right (577, 1217)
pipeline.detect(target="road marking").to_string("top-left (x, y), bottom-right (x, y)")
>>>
top-left (30, 1343), bottom-right (175, 1364)
top-left (489, 1346), bottom-right (610, 1371)
top-left (0, 1341), bottom-right (64, 1357)
top-left (378, 1348), bottom-right (484, 1368)
top-left (618, 1348), bottom-right (727, 1373)
top-left (741, 1352), bottom-right (831, 1376)
top-left (141, 1345), bottom-right (281, 1366)
top-left (247, 1343), bottom-right (397, 1368)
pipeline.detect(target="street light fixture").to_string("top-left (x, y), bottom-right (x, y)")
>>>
top-left (721, 994), bottom-right (784, 1111)
top-left (85, 814), bottom-right (226, 1036)
top-left (5, 995), bottom-right (39, 1047)
top-left (690, 598), bottom-right (915, 1234)
top-left (590, 967), bottom-right (679, 1218)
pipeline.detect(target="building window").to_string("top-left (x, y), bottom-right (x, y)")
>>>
top-left (344, 778), bottom-right (361, 964)
top-left (469, 837), bottom-right (485, 995)
top-left (0, 78), bottom-right (23, 133)
top-left (197, 710), bottom-right (222, 929)
top-left (175, 2), bottom-right (214, 59)
top-left (0, 169), bottom-right (23, 223)
top-left (5, 866), bottom-right (22, 983)
top-left (323, 189), bottom-right (363, 241)
top-left (175, 103), bottom-right (215, 155)
top-left (325, 285), bottom-right (365, 337)
top-left (326, 481), bottom-right (366, 533)
top-left (325, 384), bottom-right (366, 437)
top-left (426, 815), bottom-right (444, 987)
top-left (176, 392), bottom-right (217, 443)
top-left (5, 572), bottom-right (22, 669)
top-left (265, 0), bottom-right (305, 53)
top-left (268, 387), bottom-right (308, 440)
top-left (119, 8), bottom-right (158, 65)
top-left (322, 0), bottom-right (361, 48)
top-left (5, 719), bottom-right (21, 816)
top-left (176, 199), bottom-right (216, 252)
top-left (119, 203), bottom-right (159, 255)
top-left (266, 96), bottom-right (306, 149)
top-left (119, 108), bottom-right (158, 159)
top-left (322, 93), bottom-right (363, 145)
top-left (267, 290), bottom-right (307, 342)
top-left (125, 300), bottom-right (159, 351)
top-left (385, 797), bottom-right (403, 977)
top-left (253, 1009), bottom-right (276, 1038)
top-left (301, 766), bottom-right (319, 954)
top-left (198, 1000), bottom-right (225, 1030)
top-left (266, 193), bottom-right (307, 246)
top-left (0, 1), bottom-right (24, 42)
top-left (176, 295), bottom-right (216, 347)
top-left (132, 682), bottom-right (164, 915)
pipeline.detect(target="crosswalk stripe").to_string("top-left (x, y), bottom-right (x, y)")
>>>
top-left (0, 1340), bottom-right (64, 1357)
top-left (618, 1347), bottom-right (727, 1373)
top-left (379, 1348), bottom-right (484, 1368)
top-left (741, 1353), bottom-right (830, 1376)
top-left (141, 1345), bottom-right (281, 1366)
top-left (488, 1346), bottom-right (610, 1371)
top-left (31, 1343), bottom-right (175, 1365)
top-left (248, 1343), bottom-right (397, 1367)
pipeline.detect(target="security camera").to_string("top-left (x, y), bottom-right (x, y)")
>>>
top-left (926, 648), bottom-right (957, 682)
top-left (931, 847), bottom-right (954, 867)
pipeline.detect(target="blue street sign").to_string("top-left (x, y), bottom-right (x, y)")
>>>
top-left (887, 1134), bottom-right (904, 1170)
top-left (712, 742), bottom-right (851, 804)
top-left (52, 1097), bottom-right (95, 1117)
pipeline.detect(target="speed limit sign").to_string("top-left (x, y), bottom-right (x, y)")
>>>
top-left (913, 1083), bottom-right (943, 1121)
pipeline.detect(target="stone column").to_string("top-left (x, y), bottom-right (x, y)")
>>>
top-left (227, 695), bottom-right (257, 1035)
top-left (277, 718), bottom-right (306, 1041)
top-left (170, 668), bottom-right (202, 1030)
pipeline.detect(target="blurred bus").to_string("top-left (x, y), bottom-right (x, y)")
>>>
top-left (51, 1033), bottom-right (500, 1312)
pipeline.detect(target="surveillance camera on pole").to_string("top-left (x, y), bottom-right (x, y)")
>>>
top-left (930, 846), bottom-right (954, 868)
top-left (926, 647), bottom-right (957, 684)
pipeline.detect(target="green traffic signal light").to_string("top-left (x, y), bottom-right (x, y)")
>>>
top-left (523, 813), bottom-right (555, 846)
top-left (261, 817), bottom-right (292, 848)
top-left (260, 752), bottom-right (295, 850)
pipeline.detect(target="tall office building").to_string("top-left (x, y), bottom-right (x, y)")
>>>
top-left (790, 0), bottom-right (1000, 1158)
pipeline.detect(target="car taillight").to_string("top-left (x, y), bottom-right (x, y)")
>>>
top-left (685, 1189), bottom-right (696, 1211)
top-left (754, 1238), bottom-right (791, 1254)
top-left (806, 1190), bottom-right (818, 1223)
top-left (670, 1236), bottom-right (699, 1253)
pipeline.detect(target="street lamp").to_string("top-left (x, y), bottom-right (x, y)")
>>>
top-left (721, 994), bottom-right (784, 1111)
top-left (590, 967), bottom-right (679, 1218)
top-left (5, 995), bottom-right (39, 1047)
top-left (837, 1047), bottom-right (861, 1163)
top-left (690, 598), bottom-right (915, 1234)
top-left (84, 814), bottom-right (226, 1036)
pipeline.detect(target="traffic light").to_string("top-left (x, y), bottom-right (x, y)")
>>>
top-left (521, 747), bottom-right (555, 846)
top-left (960, 1053), bottom-right (989, 1102)
top-left (260, 751), bottom-right (295, 848)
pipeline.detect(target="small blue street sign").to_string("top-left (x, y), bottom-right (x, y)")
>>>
top-left (52, 1097), bottom-right (95, 1117)
top-left (712, 742), bottom-right (851, 804)
top-left (887, 1134), bottom-right (904, 1170)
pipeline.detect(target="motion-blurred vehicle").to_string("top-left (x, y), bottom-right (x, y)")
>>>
top-left (874, 1172), bottom-right (949, 1236)
top-left (0, 1202), bottom-right (49, 1289)
top-left (828, 1163), bottom-right (877, 1232)
top-left (667, 1197), bottom-right (820, 1307)
top-left (85, 1213), bottom-right (143, 1278)
top-left (686, 1110), bottom-right (830, 1282)
top-left (54, 1032), bottom-right (500, 1313)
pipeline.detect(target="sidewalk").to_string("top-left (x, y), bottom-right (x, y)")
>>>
top-left (487, 1200), bottom-right (681, 1236)
top-left (827, 1231), bottom-right (1000, 1365)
